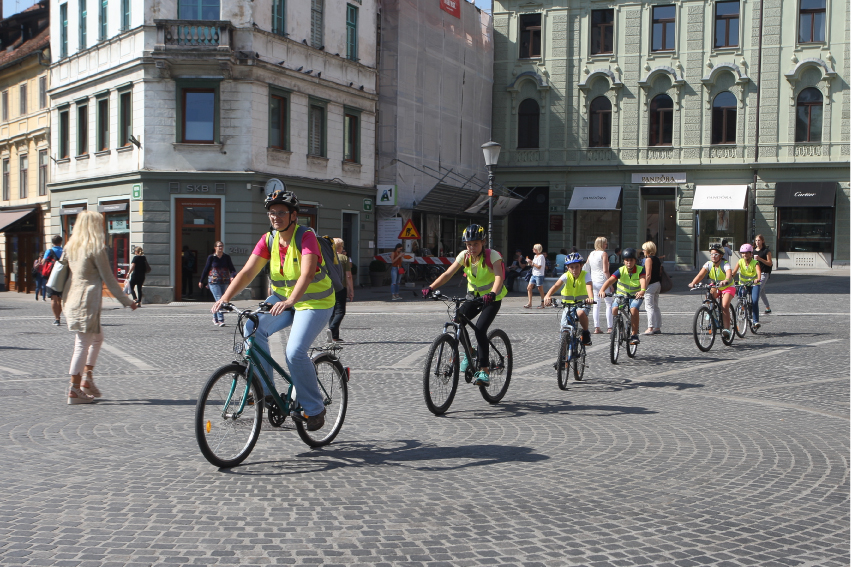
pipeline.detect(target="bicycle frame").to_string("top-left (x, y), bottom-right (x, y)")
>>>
top-left (439, 298), bottom-right (505, 372)
top-left (699, 287), bottom-right (728, 329)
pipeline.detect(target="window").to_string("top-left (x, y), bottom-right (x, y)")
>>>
top-left (269, 94), bottom-right (288, 150)
top-left (311, 0), bottom-right (324, 48)
top-left (79, 0), bottom-right (87, 49)
top-left (714, 1), bottom-right (739, 48)
top-left (38, 77), bottom-right (47, 109)
top-left (182, 89), bottom-right (215, 143)
top-left (38, 150), bottom-right (47, 196)
top-left (795, 87), bottom-right (823, 143)
top-left (121, 0), bottom-right (130, 30)
top-left (119, 91), bottom-right (132, 147)
top-left (59, 108), bottom-right (70, 159)
top-left (272, 0), bottom-right (285, 36)
top-left (652, 5), bottom-right (675, 52)
top-left (519, 14), bottom-right (542, 58)
top-left (344, 112), bottom-right (359, 162)
top-left (1, 91), bottom-right (8, 121)
top-left (19, 84), bottom-right (27, 116)
top-left (179, 0), bottom-right (220, 19)
top-left (77, 104), bottom-right (88, 155)
top-left (1, 160), bottom-right (8, 200)
top-left (711, 92), bottom-right (737, 144)
top-left (346, 4), bottom-right (358, 61)
top-left (799, 0), bottom-right (825, 43)
top-left (649, 94), bottom-right (673, 146)
top-left (517, 98), bottom-right (540, 148)
top-left (591, 9), bottom-right (614, 55)
top-left (589, 96), bottom-right (612, 147)
top-left (97, 97), bottom-right (109, 151)
top-left (19, 155), bottom-right (28, 199)
top-left (308, 104), bottom-right (325, 156)
top-left (99, 0), bottom-right (108, 41)
top-left (60, 3), bottom-right (68, 57)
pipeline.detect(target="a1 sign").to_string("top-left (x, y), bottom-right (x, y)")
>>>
top-left (363, 198), bottom-right (373, 211)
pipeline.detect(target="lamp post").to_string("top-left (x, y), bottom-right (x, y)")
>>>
top-left (481, 141), bottom-right (501, 249)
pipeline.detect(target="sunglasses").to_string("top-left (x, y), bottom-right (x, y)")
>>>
top-left (267, 210), bottom-right (291, 218)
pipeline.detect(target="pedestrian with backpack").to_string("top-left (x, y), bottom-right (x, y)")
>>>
top-left (32, 256), bottom-right (47, 300)
top-left (43, 235), bottom-right (64, 325)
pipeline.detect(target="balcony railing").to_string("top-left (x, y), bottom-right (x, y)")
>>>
top-left (154, 20), bottom-right (233, 51)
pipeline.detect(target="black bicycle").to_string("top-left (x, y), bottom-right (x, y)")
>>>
top-left (552, 299), bottom-right (595, 389)
top-left (691, 283), bottom-right (735, 351)
top-left (610, 294), bottom-right (638, 364)
top-left (734, 285), bottom-right (758, 338)
top-left (422, 291), bottom-right (512, 415)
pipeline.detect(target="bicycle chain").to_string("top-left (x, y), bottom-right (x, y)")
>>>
top-left (267, 398), bottom-right (286, 427)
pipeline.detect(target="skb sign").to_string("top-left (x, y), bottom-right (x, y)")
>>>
top-left (440, 0), bottom-right (460, 18)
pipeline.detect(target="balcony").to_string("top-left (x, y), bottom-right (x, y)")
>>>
top-left (154, 20), bottom-right (233, 52)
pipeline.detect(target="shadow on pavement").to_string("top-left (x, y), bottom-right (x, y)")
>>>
top-left (98, 398), bottom-right (197, 405)
top-left (446, 399), bottom-right (658, 419)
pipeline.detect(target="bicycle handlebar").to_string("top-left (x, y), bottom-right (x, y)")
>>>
top-left (552, 299), bottom-right (596, 307)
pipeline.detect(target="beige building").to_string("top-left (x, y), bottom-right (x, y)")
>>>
top-left (0, 2), bottom-right (51, 292)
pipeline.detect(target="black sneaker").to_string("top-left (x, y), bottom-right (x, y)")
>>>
top-left (581, 330), bottom-right (592, 346)
top-left (53, 320), bottom-right (60, 326)
top-left (629, 334), bottom-right (640, 345)
top-left (292, 408), bottom-right (327, 431)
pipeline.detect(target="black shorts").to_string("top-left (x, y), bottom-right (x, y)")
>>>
top-left (47, 287), bottom-right (62, 298)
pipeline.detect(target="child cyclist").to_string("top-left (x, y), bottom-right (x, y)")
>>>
top-left (598, 247), bottom-right (646, 345)
top-left (688, 244), bottom-right (734, 339)
top-left (544, 253), bottom-right (594, 347)
top-left (422, 224), bottom-right (506, 386)
top-left (730, 243), bottom-right (762, 331)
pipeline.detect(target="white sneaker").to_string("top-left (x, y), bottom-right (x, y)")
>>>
top-left (326, 329), bottom-right (334, 343)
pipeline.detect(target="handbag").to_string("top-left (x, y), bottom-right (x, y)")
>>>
top-left (659, 264), bottom-right (673, 293)
top-left (46, 254), bottom-right (68, 292)
top-left (123, 278), bottom-right (132, 294)
top-left (398, 266), bottom-right (405, 275)
top-left (522, 269), bottom-right (532, 283)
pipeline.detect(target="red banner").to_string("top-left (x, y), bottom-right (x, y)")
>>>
top-left (440, 0), bottom-right (461, 19)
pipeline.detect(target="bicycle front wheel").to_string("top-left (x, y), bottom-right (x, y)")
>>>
top-left (734, 299), bottom-right (748, 338)
top-left (423, 334), bottom-right (459, 415)
top-left (295, 354), bottom-right (348, 448)
top-left (480, 329), bottom-right (512, 404)
top-left (693, 306), bottom-right (716, 352)
top-left (573, 341), bottom-right (587, 381)
top-left (557, 331), bottom-right (570, 390)
top-left (195, 364), bottom-right (263, 468)
top-left (610, 319), bottom-right (622, 364)
top-left (626, 331), bottom-right (638, 358)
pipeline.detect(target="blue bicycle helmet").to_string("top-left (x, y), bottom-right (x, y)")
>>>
top-left (564, 252), bottom-right (584, 268)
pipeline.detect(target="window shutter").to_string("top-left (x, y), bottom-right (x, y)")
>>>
top-left (311, 0), bottom-right (323, 48)
top-left (309, 106), bottom-right (323, 156)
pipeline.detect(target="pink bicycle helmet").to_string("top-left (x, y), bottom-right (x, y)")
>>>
top-left (739, 243), bottom-right (753, 253)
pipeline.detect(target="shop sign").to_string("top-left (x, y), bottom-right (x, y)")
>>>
top-left (377, 185), bottom-right (397, 206)
top-left (132, 184), bottom-right (142, 200)
top-left (692, 185), bottom-right (748, 210)
top-left (774, 182), bottom-right (836, 208)
top-left (631, 172), bottom-right (686, 184)
top-left (440, 0), bottom-right (461, 18)
top-left (568, 187), bottom-right (622, 210)
top-left (549, 215), bottom-right (563, 232)
top-left (228, 246), bottom-right (250, 255)
top-left (108, 218), bottom-right (129, 233)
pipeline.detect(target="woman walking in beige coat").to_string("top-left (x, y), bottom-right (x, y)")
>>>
top-left (60, 210), bottom-right (137, 404)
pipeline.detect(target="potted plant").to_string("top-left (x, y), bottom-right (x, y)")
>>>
top-left (369, 260), bottom-right (386, 287)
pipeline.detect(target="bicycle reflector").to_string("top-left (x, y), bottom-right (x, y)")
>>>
top-left (345, 367), bottom-right (351, 382)
top-left (206, 420), bottom-right (211, 433)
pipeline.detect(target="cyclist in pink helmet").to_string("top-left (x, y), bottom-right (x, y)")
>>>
top-left (731, 243), bottom-right (762, 330)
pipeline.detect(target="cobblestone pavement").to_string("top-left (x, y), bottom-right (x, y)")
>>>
top-left (0, 270), bottom-right (848, 566)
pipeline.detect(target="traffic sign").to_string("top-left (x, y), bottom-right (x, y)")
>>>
top-left (397, 219), bottom-right (420, 240)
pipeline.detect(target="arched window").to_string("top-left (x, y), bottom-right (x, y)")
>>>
top-left (795, 87), bottom-right (823, 143)
top-left (517, 98), bottom-right (540, 149)
top-left (711, 91), bottom-right (737, 145)
top-left (589, 96), bottom-right (612, 147)
top-left (649, 94), bottom-right (673, 146)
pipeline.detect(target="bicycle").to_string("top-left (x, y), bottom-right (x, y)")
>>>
top-left (734, 284), bottom-right (757, 338)
top-left (194, 302), bottom-right (349, 468)
top-left (552, 299), bottom-right (596, 389)
top-left (610, 294), bottom-right (638, 364)
top-left (691, 283), bottom-right (735, 351)
top-left (422, 290), bottom-right (513, 415)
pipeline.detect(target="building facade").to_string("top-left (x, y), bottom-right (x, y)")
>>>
top-left (0, 2), bottom-right (51, 292)
top-left (48, 0), bottom-right (378, 303)
top-left (492, 0), bottom-right (849, 269)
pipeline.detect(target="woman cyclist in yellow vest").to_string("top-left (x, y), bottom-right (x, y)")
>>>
top-left (688, 243), bottom-right (734, 340)
top-left (730, 243), bottom-right (762, 331)
top-left (422, 224), bottom-right (506, 386)
top-left (598, 247), bottom-right (646, 346)
top-left (211, 188), bottom-right (334, 432)
top-left (544, 253), bottom-right (594, 346)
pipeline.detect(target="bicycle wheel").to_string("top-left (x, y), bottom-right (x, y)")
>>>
top-left (573, 341), bottom-right (587, 381)
top-left (626, 328), bottom-right (638, 358)
top-left (734, 299), bottom-right (748, 338)
top-left (195, 364), bottom-right (263, 468)
top-left (693, 306), bottom-right (716, 352)
top-left (610, 318), bottom-right (622, 364)
top-left (480, 329), bottom-right (512, 404)
top-left (422, 333), bottom-right (459, 415)
top-left (295, 353), bottom-right (348, 448)
top-left (556, 331), bottom-right (571, 390)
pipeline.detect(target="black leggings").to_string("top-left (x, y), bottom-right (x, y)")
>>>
top-left (129, 279), bottom-right (144, 303)
top-left (457, 298), bottom-right (502, 369)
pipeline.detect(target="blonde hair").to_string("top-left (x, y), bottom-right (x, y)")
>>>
top-left (135, 247), bottom-right (144, 255)
top-left (333, 237), bottom-right (344, 251)
top-left (595, 236), bottom-right (608, 251)
top-left (533, 243), bottom-right (543, 253)
top-left (642, 241), bottom-right (657, 256)
top-left (65, 210), bottom-right (105, 261)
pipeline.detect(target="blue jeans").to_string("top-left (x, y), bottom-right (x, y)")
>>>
top-left (740, 285), bottom-right (760, 323)
top-left (209, 283), bottom-right (227, 323)
top-left (34, 275), bottom-right (46, 300)
top-left (244, 295), bottom-right (333, 417)
top-left (390, 266), bottom-right (400, 295)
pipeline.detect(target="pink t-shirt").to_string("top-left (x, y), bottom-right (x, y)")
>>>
top-left (252, 230), bottom-right (321, 273)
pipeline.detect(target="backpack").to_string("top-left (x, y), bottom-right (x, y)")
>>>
top-left (42, 250), bottom-right (57, 277)
top-left (32, 258), bottom-right (43, 280)
top-left (266, 226), bottom-right (344, 293)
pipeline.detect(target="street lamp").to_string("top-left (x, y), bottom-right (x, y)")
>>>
top-left (481, 141), bottom-right (501, 249)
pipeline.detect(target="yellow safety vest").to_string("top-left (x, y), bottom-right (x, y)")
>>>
top-left (560, 270), bottom-right (589, 303)
top-left (616, 265), bottom-right (643, 295)
top-left (708, 264), bottom-right (732, 291)
top-left (268, 226), bottom-right (335, 310)
top-left (737, 258), bottom-right (758, 284)
top-left (464, 251), bottom-right (507, 301)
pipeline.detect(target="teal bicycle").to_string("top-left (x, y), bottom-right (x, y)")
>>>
top-left (194, 302), bottom-right (349, 468)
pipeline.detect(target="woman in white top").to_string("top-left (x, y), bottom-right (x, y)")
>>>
top-left (524, 244), bottom-right (547, 309)
top-left (584, 236), bottom-right (613, 333)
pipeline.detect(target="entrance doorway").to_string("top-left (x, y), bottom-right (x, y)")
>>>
top-left (341, 212), bottom-right (359, 282)
top-left (175, 198), bottom-right (221, 301)
top-left (643, 196), bottom-right (676, 262)
top-left (508, 187), bottom-right (549, 257)
top-left (5, 233), bottom-right (39, 293)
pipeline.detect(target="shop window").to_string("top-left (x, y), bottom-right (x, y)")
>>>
top-left (269, 93), bottom-right (288, 150)
top-left (19, 84), bottom-right (27, 116)
top-left (272, 0), bottom-right (285, 36)
top-left (591, 9), bottom-right (614, 55)
top-left (799, 0), bottom-right (825, 43)
top-left (97, 97), bottom-right (109, 151)
top-left (80, 0), bottom-right (87, 49)
top-left (519, 14), bottom-right (541, 58)
top-left (119, 91), bottom-right (132, 147)
top-left (102, 202), bottom-right (130, 280)
top-left (77, 103), bottom-right (88, 155)
top-left (589, 96), bottom-right (612, 148)
top-left (121, 0), bottom-right (131, 31)
top-left (59, 108), bottom-right (70, 159)
top-left (575, 210), bottom-right (621, 256)
top-left (181, 89), bottom-right (216, 143)
top-left (179, 0), bottom-right (219, 19)
top-left (38, 150), bottom-right (47, 196)
top-left (19, 155), bottom-right (27, 199)
top-left (698, 209), bottom-right (746, 253)
top-left (1, 160), bottom-right (8, 201)
top-left (652, 5), bottom-right (675, 52)
top-left (311, 0), bottom-right (324, 49)
top-left (60, 3), bottom-right (68, 58)
top-left (517, 98), bottom-right (539, 149)
top-left (795, 87), bottom-right (822, 143)
top-left (39, 77), bottom-right (47, 109)
top-left (344, 111), bottom-right (360, 163)
top-left (346, 4), bottom-right (358, 60)
top-left (99, 0), bottom-right (107, 41)
top-left (714, 1), bottom-right (739, 48)
top-left (2, 91), bottom-right (8, 121)
top-left (778, 207), bottom-right (833, 254)
top-left (711, 91), bottom-right (737, 145)
top-left (308, 103), bottom-right (325, 157)
top-left (649, 94), bottom-right (673, 146)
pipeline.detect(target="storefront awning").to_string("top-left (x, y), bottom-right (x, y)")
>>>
top-left (0, 208), bottom-right (36, 232)
top-left (415, 184), bottom-right (480, 215)
top-left (568, 187), bottom-right (622, 210)
top-left (464, 194), bottom-right (524, 216)
top-left (692, 185), bottom-right (748, 210)
top-left (774, 182), bottom-right (836, 208)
